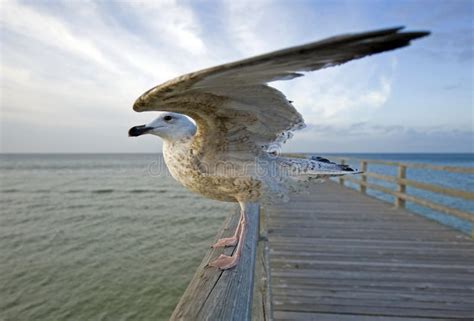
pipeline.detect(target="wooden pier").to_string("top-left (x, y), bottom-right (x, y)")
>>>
top-left (267, 182), bottom-right (474, 320)
top-left (169, 159), bottom-right (474, 321)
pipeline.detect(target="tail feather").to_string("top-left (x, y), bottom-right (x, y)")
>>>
top-left (277, 155), bottom-right (360, 178)
top-left (259, 155), bottom-right (360, 204)
top-left (310, 155), bottom-right (356, 172)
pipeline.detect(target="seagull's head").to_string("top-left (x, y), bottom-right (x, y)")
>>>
top-left (128, 112), bottom-right (196, 141)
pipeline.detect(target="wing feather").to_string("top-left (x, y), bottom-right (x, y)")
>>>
top-left (133, 27), bottom-right (429, 156)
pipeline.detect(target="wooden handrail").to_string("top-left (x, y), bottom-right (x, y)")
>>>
top-left (169, 204), bottom-right (261, 321)
top-left (285, 154), bottom-right (473, 225)
top-left (318, 155), bottom-right (474, 237)
top-left (343, 176), bottom-right (474, 224)
top-left (365, 172), bottom-right (474, 201)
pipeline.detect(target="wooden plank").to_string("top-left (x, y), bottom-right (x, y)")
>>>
top-left (274, 311), bottom-right (458, 321)
top-left (169, 204), bottom-right (259, 321)
top-left (272, 296), bottom-right (474, 318)
top-left (268, 237), bottom-right (474, 248)
top-left (271, 278), bottom-right (474, 294)
top-left (271, 288), bottom-right (474, 304)
top-left (270, 251), bottom-right (474, 265)
top-left (271, 253), bottom-right (474, 264)
top-left (268, 228), bottom-right (464, 241)
top-left (270, 268), bottom-right (474, 283)
top-left (266, 181), bottom-right (474, 320)
top-left (269, 224), bottom-right (455, 233)
top-left (269, 221), bottom-right (453, 231)
top-left (270, 245), bottom-right (474, 258)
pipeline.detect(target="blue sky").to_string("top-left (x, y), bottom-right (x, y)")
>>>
top-left (0, 0), bottom-right (472, 153)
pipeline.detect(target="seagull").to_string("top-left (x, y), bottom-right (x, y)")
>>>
top-left (129, 27), bottom-right (429, 270)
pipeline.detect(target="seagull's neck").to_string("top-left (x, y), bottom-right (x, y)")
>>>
top-left (162, 136), bottom-right (195, 177)
top-left (162, 135), bottom-right (194, 153)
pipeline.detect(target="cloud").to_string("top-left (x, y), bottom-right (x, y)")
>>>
top-left (272, 57), bottom-right (397, 125)
top-left (126, 0), bottom-right (207, 55)
top-left (0, 1), bottom-right (116, 72)
top-left (0, 0), bottom-right (217, 153)
top-left (284, 122), bottom-right (474, 153)
top-left (443, 83), bottom-right (462, 91)
top-left (0, 0), bottom-right (471, 153)
top-left (1, 0), bottom-right (395, 128)
top-left (224, 0), bottom-right (277, 55)
top-left (0, 0), bottom-right (209, 128)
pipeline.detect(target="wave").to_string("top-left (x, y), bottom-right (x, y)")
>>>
top-left (2, 189), bottom-right (49, 193)
top-left (91, 189), bottom-right (115, 194)
top-left (129, 189), bottom-right (167, 194)
top-left (65, 190), bottom-right (82, 193)
top-left (1, 187), bottom-right (171, 195)
top-left (169, 194), bottom-right (190, 199)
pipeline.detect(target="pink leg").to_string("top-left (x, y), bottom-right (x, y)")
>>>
top-left (209, 203), bottom-right (248, 270)
top-left (211, 211), bottom-right (244, 248)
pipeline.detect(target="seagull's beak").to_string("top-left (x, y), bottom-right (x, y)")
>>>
top-left (128, 125), bottom-right (153, 137)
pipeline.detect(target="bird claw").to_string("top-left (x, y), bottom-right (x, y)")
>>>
top-left (211, 237), bottom-right (238, 248)
top-left (208, 254), bottom-right (238, 270)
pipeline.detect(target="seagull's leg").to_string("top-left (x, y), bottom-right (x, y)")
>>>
top-left (211, 210), bottom-right (243, 248)
top-left (209, 201), bottom-right (252, 270)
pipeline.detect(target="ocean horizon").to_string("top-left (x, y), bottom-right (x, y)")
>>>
top-left (1, 153), bottom-right (473, 321)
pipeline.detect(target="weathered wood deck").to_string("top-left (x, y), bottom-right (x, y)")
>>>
top-left (265, 181), bottom-right (474, 321)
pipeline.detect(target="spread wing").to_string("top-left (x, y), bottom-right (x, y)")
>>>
top-left (133, 27), bottom-right (429, 157)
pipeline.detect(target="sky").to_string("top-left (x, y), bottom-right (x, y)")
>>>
top-left (0, 0), bottom-right (472, 153)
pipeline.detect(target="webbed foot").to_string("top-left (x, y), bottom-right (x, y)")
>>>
top-left (211, 237), bottom-right (238, 248)
top-left (208, 254), bottom-right (239, 270)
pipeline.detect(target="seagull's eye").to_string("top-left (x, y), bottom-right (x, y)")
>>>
top-left (163, 115), bottom-right (173, 122)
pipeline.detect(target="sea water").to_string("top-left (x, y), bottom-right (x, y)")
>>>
top-left (1, 153), bottom-right (473, 321)
top-left (0, 154), bottom-right (233, 321)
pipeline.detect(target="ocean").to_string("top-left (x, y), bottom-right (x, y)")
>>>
top-left (1, 153), bottom-right (473, 321)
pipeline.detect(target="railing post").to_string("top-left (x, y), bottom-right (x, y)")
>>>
top-left (395, 165), bottom-right (407, 208)
top-left (360, 161), bottom-right (368, 194)
top-left (339, 159), bottom-right (346, 186)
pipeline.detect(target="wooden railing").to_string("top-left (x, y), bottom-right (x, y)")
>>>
top-left (169, 205), bottom-right (272, 321)
top-left (333, 157), bottom-right (474, 237)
